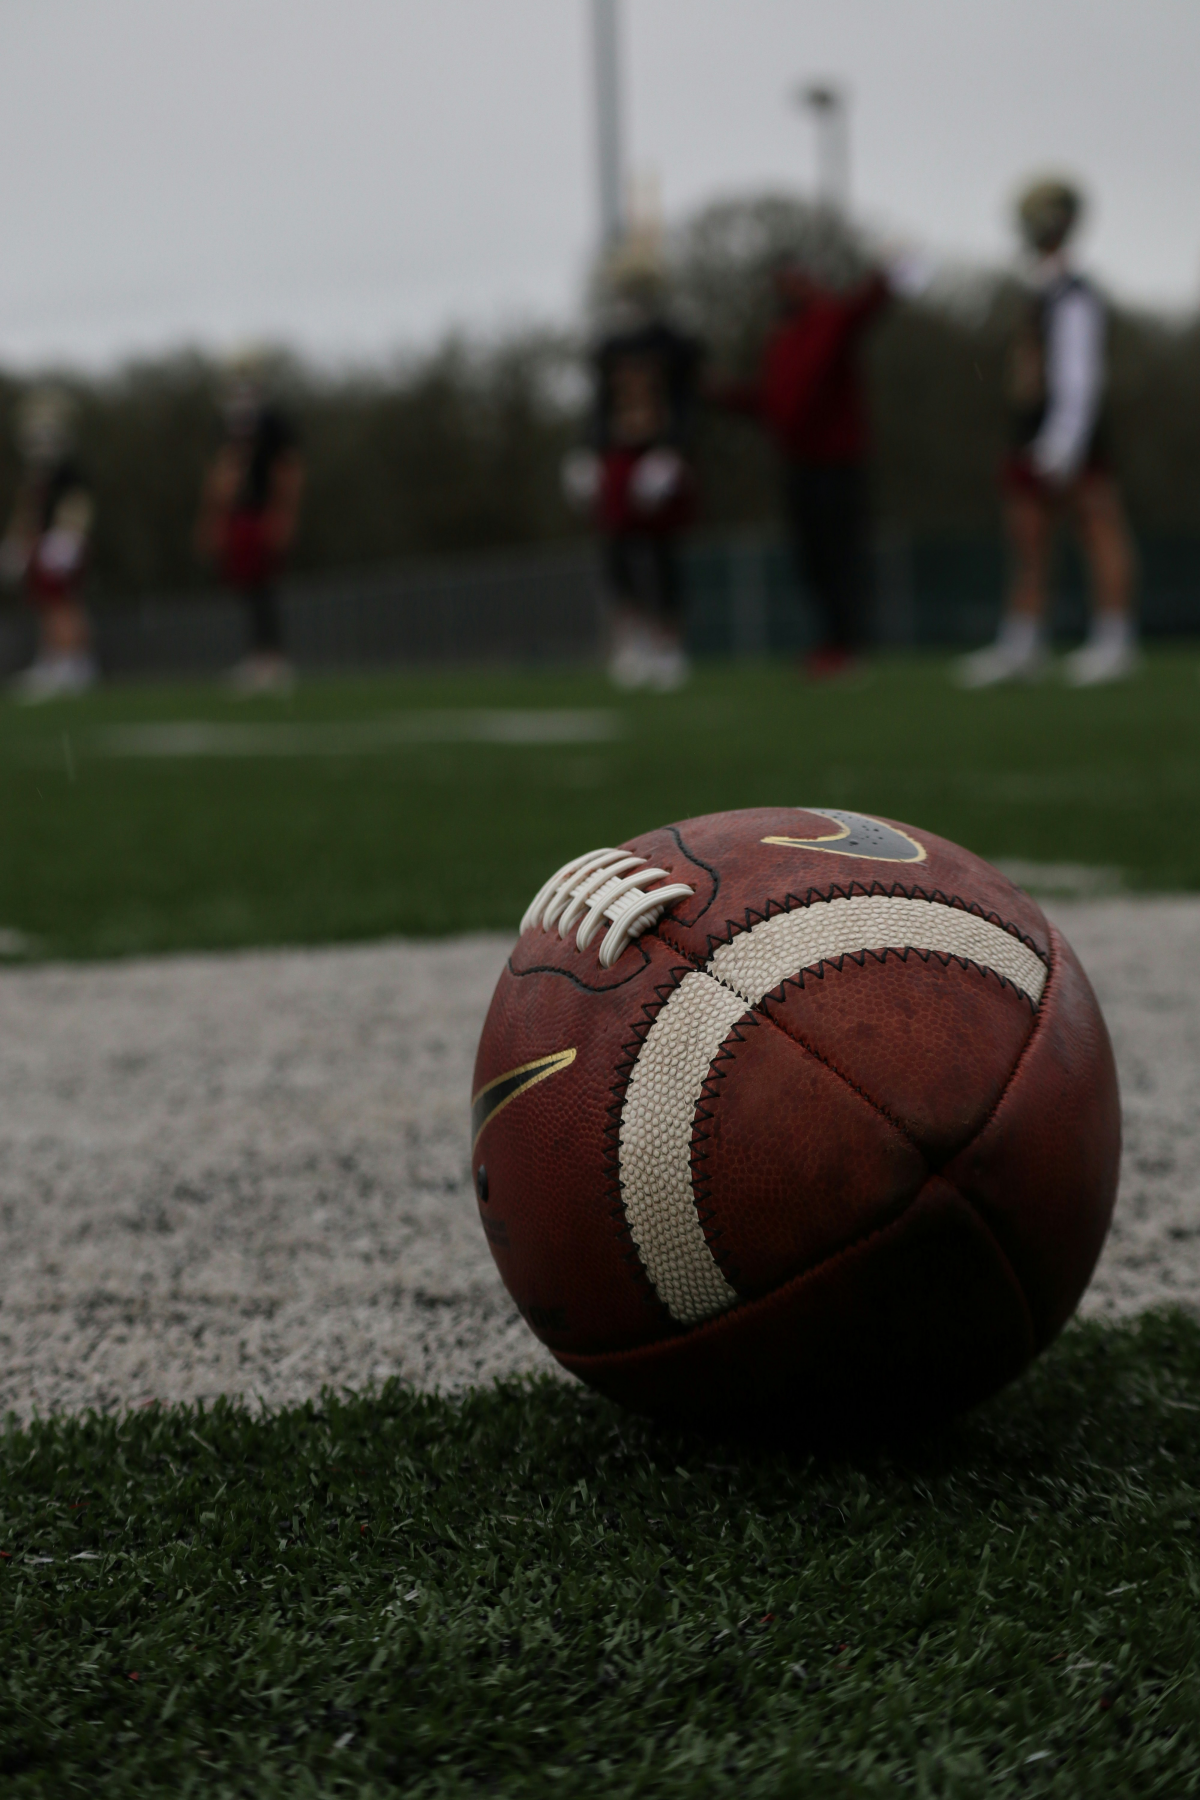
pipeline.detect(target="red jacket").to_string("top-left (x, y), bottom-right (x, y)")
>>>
top-left (726, 274), bottom-right (888, 465)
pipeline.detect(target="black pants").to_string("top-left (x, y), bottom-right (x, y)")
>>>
top-left (603, 534), bottom-right (682, 626)
top-left (242, 585), bottom-right (284, 655)
top-left (782, 463), bottom-right (870, 651)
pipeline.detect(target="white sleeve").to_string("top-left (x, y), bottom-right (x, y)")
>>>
top-left (885, 249), bottom-right (936, 300)
top-left (37, 527), bottom-right (87, 578)
top-left (1031, 287), bottom-right (1104, 481)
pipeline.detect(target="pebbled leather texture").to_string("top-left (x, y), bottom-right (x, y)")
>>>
top-left (943, 925), bottom-right (1120, 1350)
top-left (691, 1009), bottom-right (928, 1299)
top-left (472, 808), bottom-right (1120, 1428)
top-left (753, 950), bottom-right (1037, 1162)
top-left (558, 1177), bottom-right (1038, 1429)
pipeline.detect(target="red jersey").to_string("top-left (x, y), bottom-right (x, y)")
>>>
top-left (729, 274), bottom-right (888, 465)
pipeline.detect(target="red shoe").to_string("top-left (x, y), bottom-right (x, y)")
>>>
top-left (802, 646), bottom-right (857, 680)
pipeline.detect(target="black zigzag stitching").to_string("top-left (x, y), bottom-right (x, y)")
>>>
top-left (754, 943), bottom-right (1039, 1013)
top-left (688, 1012), bottom-right (755, 1289)
top-left (698, 879), bottom-right (1050, 969)
top-left (600, 963), bottom-right (698, 1330)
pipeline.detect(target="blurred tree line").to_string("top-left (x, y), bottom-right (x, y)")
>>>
top-left (2, 194), bottom-right (1200, 602)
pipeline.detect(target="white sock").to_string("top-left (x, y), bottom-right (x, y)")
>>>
top-left (1090, 612), bottom-right (1134, 651)
top-left (996, 614), bottom-right (1041, 658)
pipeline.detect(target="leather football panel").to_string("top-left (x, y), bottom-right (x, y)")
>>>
top-left (508, 910), bottom-right (681, 991)
top-left (755, 950), bottom-right (1037, 1161)
top-left (473, 934), bottom-right (699, 1356)
top-left (694, 1010), bottom-right (928, 1296)
top-left (622, 809), bottom-right (1052, 965)
top-left (943, 926), bottom-right (1120, 1349)
top-left (557, 1177), bottom-right (1037, 1429)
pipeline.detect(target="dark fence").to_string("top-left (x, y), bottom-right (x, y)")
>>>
top-left (1, 531), bottom-right (1198, 678)
top-left (0, 543), bottom-right (602, 679)
top-left (684, 531), bottom-right (1200, 656)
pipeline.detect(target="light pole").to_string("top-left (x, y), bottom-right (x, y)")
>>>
top-left (795, 82), bottom-right (850, 215)
top-left (592, 0), bottom-right (625, 253)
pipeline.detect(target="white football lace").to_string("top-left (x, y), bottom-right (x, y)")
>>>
top-left (520, 847), bottom-right (696, 968)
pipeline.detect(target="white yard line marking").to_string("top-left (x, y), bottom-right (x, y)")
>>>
top-left (83, 710), bottom-right (621, 758)
top-left (996, 859), bottom-right (1123, 898)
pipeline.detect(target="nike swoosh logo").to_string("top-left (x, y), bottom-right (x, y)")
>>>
top-left (471, 1048), bottom-right (577, 1150)
top-left (762, 808), bottom-right (927, 864)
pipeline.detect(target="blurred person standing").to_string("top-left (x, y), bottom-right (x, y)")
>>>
top-left (563, 232), bottom-right (702, 692)
top-left (0, 387), bottom-right (97, 701)
top-left (710, 255), bottom-right (913, 679)
top-left (196, 357), bottom-right (303, 693)
top-left (959, 179), bottom-right (1136, 687)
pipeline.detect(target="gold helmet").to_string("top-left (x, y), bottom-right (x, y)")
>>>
top-left (16, 385), bottom-right (78, 465)
top-left (221, 342), bottom-right (274, 383)
top-left (605, 228), bottom-right (667, 307)
top-left (1016, 177), bottom-right (1084, 254)
top-left (604, 171), bottom-right (669, 307)
top-left (219, 342), bottom-right (273, 435)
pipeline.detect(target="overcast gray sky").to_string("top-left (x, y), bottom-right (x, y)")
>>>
top-left (2, 0), bottom-right (1197, 369)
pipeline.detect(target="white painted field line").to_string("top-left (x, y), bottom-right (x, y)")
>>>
top-left (995, 859), bottom-right (1123, 898)
top-left (87, 709), bottom-right (621, 759)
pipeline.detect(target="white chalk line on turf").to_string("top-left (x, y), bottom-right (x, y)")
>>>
top-left (30, 709), bottom-right (623, 762)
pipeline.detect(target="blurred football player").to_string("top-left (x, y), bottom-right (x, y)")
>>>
top-left (959, 178), bottom-right (1136, 687)
top-left (563, 231), bottom-right (702, 692)
top-left (710, 252), bottom-right (920, 679)
top-left (1, 387), bottom-right (97, 701)
top-left (196, 354), bottom-right (303, 693)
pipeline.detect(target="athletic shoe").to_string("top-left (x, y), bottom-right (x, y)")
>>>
top-left (11, 661), bottom-right (63, 703)
top-left (803, 646), bottom-right (858, 681)
top-left (1063, 637), bottom-right (1138, 687)
top-left (229, 654), bottom-right (296, 696)
top-left (11, 654), bottom-right (97, 703)
top-left (608, 628), bottom-right (655, 691)
top-left (645, 645), bottom-right (690, 692)
top-left (956, 636), bottom-right (1047, 689)
top-left (57, 653), bottom-right (98, 694)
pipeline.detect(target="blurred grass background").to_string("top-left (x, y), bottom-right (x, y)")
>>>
top-left (2, 647), bottom-right (1197, 962)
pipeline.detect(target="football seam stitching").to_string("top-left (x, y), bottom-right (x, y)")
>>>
top-left (769, 945), bottom-right (1036, 1011)
top-left (602, 964), bottom-right (701, 1326)
top-left (714, 967), bottom-right (932, 1160)
top-left (610, 904), bottom-right (1047, 1322)
top-left (948, 926), bottom-right (1059, 1163)
top-left (559, 1169), bottom-right (1037, 1369)
top-left (688, 1025), bottom-right (749, 1288)
top-left (697, 883), bottom-right (1049, 966)
top-left (755, 947), bottom-right (1037, 1161)
top-left (652, 928), bottom-right (1033, 1274)
top-left (929, 929), bottom-right (1061, 1338)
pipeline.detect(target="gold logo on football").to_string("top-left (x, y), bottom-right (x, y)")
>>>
top-left (763, 808), bottom-right (927, 864)
top-left (471, 1048), bottom-right (577, 1150)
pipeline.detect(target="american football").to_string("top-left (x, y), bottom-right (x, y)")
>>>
top-left (472, 807), bottom-right (1121, 1430)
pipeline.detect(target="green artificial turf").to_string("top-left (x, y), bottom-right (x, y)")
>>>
top-left (4, 655), bottom-right (1199, 1794)
top-left (2, 648), bottom-right (1199, 961)
top-left (1, 1311), bottom-right (1198, 1797)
